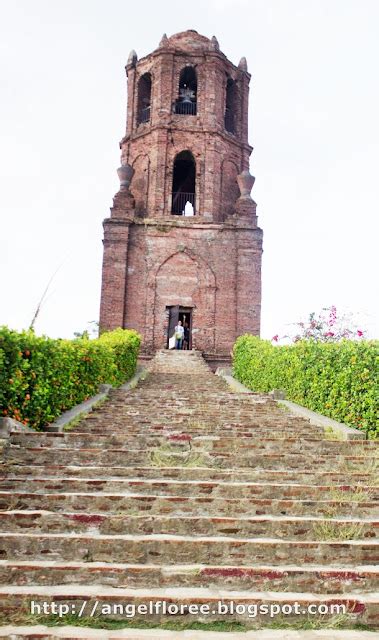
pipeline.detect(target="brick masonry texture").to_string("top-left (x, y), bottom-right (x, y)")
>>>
top-left (99, 30), bottom-right (263, 356)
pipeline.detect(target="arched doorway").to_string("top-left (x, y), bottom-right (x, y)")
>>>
top-left (152, 251), bottom-right (216, 353)
top-left (171, 150), bottom-right (196, 215)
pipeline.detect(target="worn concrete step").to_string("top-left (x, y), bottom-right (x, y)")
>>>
top-left (1, 559), bottom-right (377, 594)
top-left (56, 425), bottom-right (324, 437)
top-left (5, 447), bottom-right (377, 471)
top-left (0, 628), bottom-right (378, 640)
top-left (1, 628), bottom-right (378, 640)
top-left (1, 511), bottom-right (377, 541)
top-left (2, 465), bottom-right (375, 485)
top-left (1, 491), bottom-right (377, 518)
top-left (78, 413), bottom-right (315, 424)
top-left (0, 585), bottom-right (377, 626)
top-left (10, 433), bottom-right (376, 455)
top-left (1, 477), bottom-right (377, 502)
top-left (0, 625), bottom-right (376, 640)
top-left (0, 532), bottom-right (377, 565)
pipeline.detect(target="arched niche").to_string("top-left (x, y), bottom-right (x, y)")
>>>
top-left (130, 154), bottom-right (150, 216)
top-left (221, 159), bottom-right (239, 219)
top-left (152, 250), bottom-right (216, 352)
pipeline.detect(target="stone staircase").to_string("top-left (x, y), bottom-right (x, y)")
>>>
top-left (0, 349), bottom-right (378, 636)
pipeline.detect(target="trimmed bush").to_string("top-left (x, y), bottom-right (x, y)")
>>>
top-left (233, 335), bottom-right (379, 439)
top-left (0, 327), bottom-right (141, 430)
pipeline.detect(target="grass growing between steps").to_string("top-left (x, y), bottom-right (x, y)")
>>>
top-left (340, 457), bottom-right (379, 476)
top-left (329, 486), bottom-right (375, 503)
top-left (323, 427), bottom-right (345, 441)
top-left (2, 608), bottom-right (372, 632)
top-left (322, 485), bottom-right (376, 518)
top-left (312, 520), bottom-right (364, 540)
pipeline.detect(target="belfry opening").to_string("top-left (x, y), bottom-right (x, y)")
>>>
top-left (175, 66), bottom-right (197, 115)
top-left (171, 151), bottom-right (196, 215)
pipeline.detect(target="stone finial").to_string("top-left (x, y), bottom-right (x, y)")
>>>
top-left (238, 56), bottom-right (248, 71)
top-left (211, 35), bottom-right (220, 51)
top-left (127, 49), bottom-right (138, 66)
top-left (235, 169), bottom-right (257, 222)
top-left (159, 33), bottom-right (168, 47)
top-left (237, 170), bottom-right (255, 199)
top-left (112, 164), bottom-right (135, 218)
top-left (117, 164), bottom-right (134, 190)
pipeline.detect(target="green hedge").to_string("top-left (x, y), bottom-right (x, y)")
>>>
top-left (233, 335), bottom-right (379, 439)
top-left (0, 327), bottom-right (141, 430)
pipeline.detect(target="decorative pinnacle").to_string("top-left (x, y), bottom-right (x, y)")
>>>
top-left (211, 35), bottom-right (219, 50)
top-left (127, 49), bottom-right (138, 66)
top-left (238, 56), bottom-right (248, 71)
top-left (159, 33), bottom-right (168, 47)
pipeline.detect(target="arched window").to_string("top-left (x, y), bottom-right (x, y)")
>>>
top-left (225, 78), bottom-right (236, 133)
top-left (137, 73), bottom-right (152, 125)
top-left (175, 67), bottom-right (197, 115)
top-left (171, 151), bottom-right (196, 215)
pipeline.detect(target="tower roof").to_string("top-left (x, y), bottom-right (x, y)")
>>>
top-left (162, 30), bottom-right (219, 53)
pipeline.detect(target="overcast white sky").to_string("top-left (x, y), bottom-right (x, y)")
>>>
top-left (1, 0), bottom-right (378, 340)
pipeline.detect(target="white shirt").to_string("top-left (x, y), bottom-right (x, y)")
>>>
top-left (175, 325), bottom-right (184, 337)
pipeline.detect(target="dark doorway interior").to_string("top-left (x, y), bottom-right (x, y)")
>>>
top-left (225, 78), bottom-right (236, 133)
top-left (137, 73), bottom-right (152, 125)
top-left (167, 305), bottom-right (193, 349)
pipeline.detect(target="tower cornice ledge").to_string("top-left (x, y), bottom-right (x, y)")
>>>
top-left (130, 217), bottom-right (262, 232)
top-left (120, 126), bottom-right (253, 155)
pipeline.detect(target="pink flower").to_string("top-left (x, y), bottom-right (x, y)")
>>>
top-left (272, 335), bottom-right (279, 342)
top-left (324, 331), bottom-right (335, 337)
top-left (357, 329), bottom-right (363, 337)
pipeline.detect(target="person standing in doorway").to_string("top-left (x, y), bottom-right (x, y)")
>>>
top-left (183, 321), bottom-right (190, 350)
top-left (175, 320), bottom-right (184, 349)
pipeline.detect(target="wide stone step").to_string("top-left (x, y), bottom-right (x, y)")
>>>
top-left (1, 491), bottom-right (377, 518)
top-left (13, 433), bottom-right (373, 454)
top-left (1, 477), bottom-right (377, 502)
top-left (1, 559), bottom-right (377, 594)
top-left (0, 626), bottom-right (377, 640)
top-left (1, 511), bottom-right (377, 541)
top-left (58, 425), bottom-right (324, 437)
top-left (0, 585), bottom-right (377, 627)
top-left (5, 447), bottom-right (377, 470)
top-left (2, 465), bottom-right (375, 485)
top-left (0, 532), bottom-right (377, 565)
top-left (0, 628), bottom-right (377, 640)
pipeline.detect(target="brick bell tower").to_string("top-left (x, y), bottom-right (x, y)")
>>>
top-left (99, 30), bottom-right (263, 361)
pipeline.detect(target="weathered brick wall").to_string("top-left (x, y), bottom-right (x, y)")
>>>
top-left (100, 30), bottom-right (263, 356)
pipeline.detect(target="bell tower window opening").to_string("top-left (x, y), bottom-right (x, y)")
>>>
top-left (171, 150), bottom-right (196, 215)
top-left (174, 67), bottom-right (197, 116)
top-left (225, 78), bottom-right (236, 134)
top-left (137, 73), bottom-right (152, 125)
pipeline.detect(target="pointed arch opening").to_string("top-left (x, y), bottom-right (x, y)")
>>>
top-left (137, 73), bottom-right (152, 125)
top-left (225, 77), bottom-right (236, 134)
top-left (175, 66), bottom-right (197, 115)
top-left (171, 150), bottom-right (196, 215)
